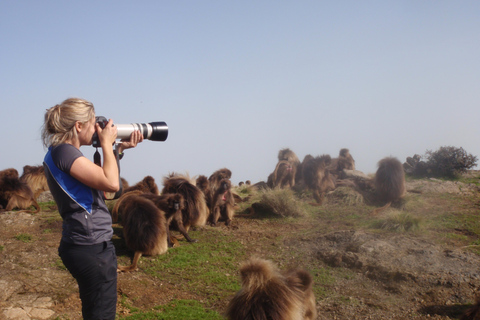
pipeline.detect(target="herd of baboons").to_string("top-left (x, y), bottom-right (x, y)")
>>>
top-left (11, 147), bottom-right (480, 319)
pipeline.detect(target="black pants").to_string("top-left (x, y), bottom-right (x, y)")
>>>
top-left (59, 240), bottom-right (118, 320)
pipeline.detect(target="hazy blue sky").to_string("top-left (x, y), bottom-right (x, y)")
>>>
top-left (1, 1), bottom-right (479, 186)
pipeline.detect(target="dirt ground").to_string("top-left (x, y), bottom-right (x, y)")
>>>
top-left (1, 175), bottom-right (480, 320)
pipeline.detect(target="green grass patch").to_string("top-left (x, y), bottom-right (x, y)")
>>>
top-left (125, 228), bottom-right (244, 306)
top-left (372, 212), bottom-right (422, 232)
top-left (15, 233), bottom-right (33, 243)
top-left (120, 299), bottom-right (223, 320)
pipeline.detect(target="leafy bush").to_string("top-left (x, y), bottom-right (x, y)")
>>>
top-left (425, 146), bottom-right (477, 178)
top-left (404, 146), bottom-right (477, 178)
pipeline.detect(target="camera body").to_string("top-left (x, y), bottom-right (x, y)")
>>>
top-left (92, 116), bottom-right (168, 147)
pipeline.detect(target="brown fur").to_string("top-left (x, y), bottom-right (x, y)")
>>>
top-left (372, 157), bottom-right (406, 215)
top-left (273, 160), bottom-right (297, 188)
top-left (208, 168), bottom-right (232, 191)
top-left (277, 148), bottom-right (302, 186)
top-left (138, 193), bottom-right (194, 246)
top-left (0, 168), bottom-right (19, 180)
top-left (111, 190), bottom-right (143, 223)
top-left (162, 173), bottom-right (208, 232)
top-left (196, 175), bottom-right (212, 213)
top-left (0, 171), bottom-right (40, 213)
top-left (20, 165), bottom-right (49, 200)
top-left (461, 295), bottom-right (480, 320)
top-left (123, 175), bottom-right (159, 195)
top-left (302, 155), bottom-right (336, 205)
top-left (209, 178), bottom-right (235, 226)
top-left (278, 148), bottom-right (300, 166)
top-left (327, 148), bottom-right (356, 177)
top-left (225, 258), bottom-right (317, 320)
top-left (117, 195), bottom-right (168, 272)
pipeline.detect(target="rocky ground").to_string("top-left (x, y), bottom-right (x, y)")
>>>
top-left (1, 175), bottom-right (480, 319)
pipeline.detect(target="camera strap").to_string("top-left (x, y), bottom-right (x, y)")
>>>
top-left (92, 144), bottom-right (123, 200)
top-left (94, 148), bottom-right (101, 166)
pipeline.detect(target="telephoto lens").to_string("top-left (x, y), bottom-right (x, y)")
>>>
top-left (116, 122), bottom-right (168, 141)
top-left (92, 117), bottom-right (168, 147)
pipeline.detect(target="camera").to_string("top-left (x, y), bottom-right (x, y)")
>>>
top-left (92, 116), bottom-right (168, 147)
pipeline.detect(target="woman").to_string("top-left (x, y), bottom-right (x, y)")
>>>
top-left (41, 98), bottom-right (143, 319)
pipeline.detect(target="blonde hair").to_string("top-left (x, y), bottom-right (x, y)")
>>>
top-left (42, 98), bottom-right (96, 148)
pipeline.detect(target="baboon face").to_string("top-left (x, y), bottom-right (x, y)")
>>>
top-left (219, 179), bottom-right (231, 192)
top-left (170, 194), bottom-right (185, 211)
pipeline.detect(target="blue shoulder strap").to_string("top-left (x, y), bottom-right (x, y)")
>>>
top-left (44, 147), bottom-right (93, 214)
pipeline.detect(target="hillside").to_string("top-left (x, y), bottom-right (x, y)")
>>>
top-left (1, 172), bottom-right (480, 319)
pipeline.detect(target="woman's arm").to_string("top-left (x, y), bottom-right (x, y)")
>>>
top-left (70, 119), bottom-right (120, 192)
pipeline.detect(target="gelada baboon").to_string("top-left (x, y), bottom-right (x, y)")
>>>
top-left (111, 190), bottom-right (143, 223)
top-left (372, 157), bottom-right (406, 215)
top-left (123, 175), bottom-right (159, 195)
top-left (139, 192), bottom-right (195, 246)
top-left (210, 178), bottom-right (235, 226)
top-left (0, 168), bottom-right (19, 180)
top-left (162, 173), bottom-right (208, 235)
top-left (0, 169), bottom-right (40, 213)
top-left (208, 168), bottom-right (232, 191)
top-left (117, 195), bottom-right (168, 272)
top-left (225, 257), bottom-right (317, 320)
top-left (20, 165), bottom-right (49, 200)
top-left (276, 148), bottom-right (301, 187)
top-left (302, 155), bottom-right (336, 205)
top-left (196, 174), bottom-right (212, 212)
top-left (272, 160), bottom-right (297, 189)
top-left (278, 148), bottom-right (300, 166)
top-left (327, 148), bottom-right (356, 177)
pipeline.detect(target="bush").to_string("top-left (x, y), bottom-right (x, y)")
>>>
top-left (425, 146), bottom-right (477, 178)
top-left (404, 146), bottom-right (477, 178)
top-left (253, 188), bottom-right (307, 218)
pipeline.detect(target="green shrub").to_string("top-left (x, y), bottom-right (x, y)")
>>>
top-left (425, 146), bottom-right (477, 178)
top-left (405, 146), bottom-right (477, 178)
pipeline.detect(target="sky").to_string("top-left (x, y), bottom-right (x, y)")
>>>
top-left (1, 1), bottom-right (479, 186)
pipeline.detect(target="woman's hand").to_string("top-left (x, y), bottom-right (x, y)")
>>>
top-left (96, 119), bottom-right (117, 148)
top-left (117, 130), bottom-right (144, 154)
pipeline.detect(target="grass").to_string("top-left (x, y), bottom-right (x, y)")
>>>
top-left (31, 172), bottom-right (480, 318)
top-left (251, 187), bottom-right (309, 217)
top-left (372, 212), bottom-right (422, 232)
top-left (143, 229), bottom-right (244, 301)
top-left (121, 299), bottom-right (224, 320)
top-left (15, 233), bottom-right (33, 243)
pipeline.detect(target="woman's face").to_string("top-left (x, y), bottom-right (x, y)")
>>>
top-left (78, 117), bottom-right (96, 146)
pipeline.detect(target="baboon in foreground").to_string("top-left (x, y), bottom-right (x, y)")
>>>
top-left (117, 195), bottom-right (168, 272)
top-left (225, 257), bottom-right (317, 320)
